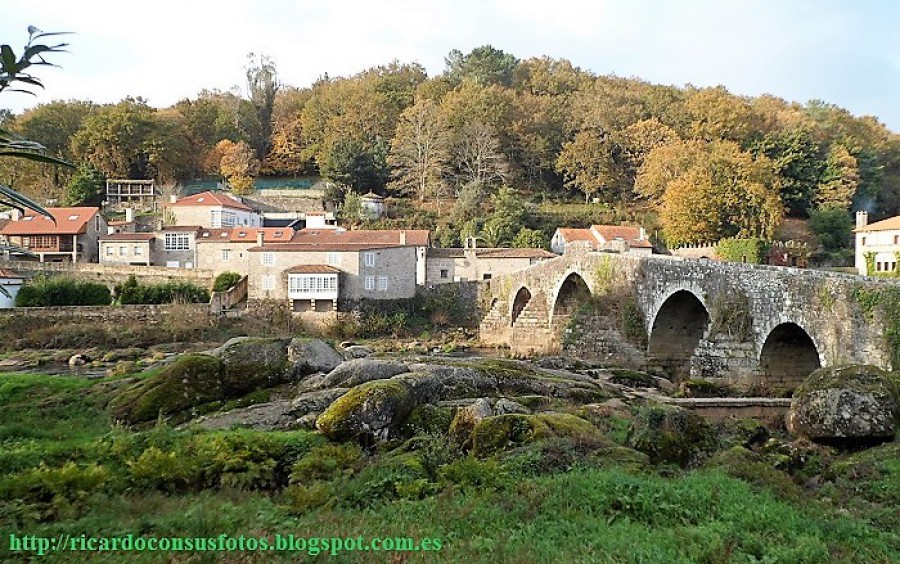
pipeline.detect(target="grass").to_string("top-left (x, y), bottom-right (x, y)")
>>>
top-left (0, 371), bottom-right (898, 563)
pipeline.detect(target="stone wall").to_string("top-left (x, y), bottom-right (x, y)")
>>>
top-left (0, 261), bottom-right (216, 288)
top-left (0, 303), bottom-right (211, 324)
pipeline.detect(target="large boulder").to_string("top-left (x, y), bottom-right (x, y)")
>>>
top-left (471, 412), bottom-right (606, 457)
top-left (290, 388), bottom-right (349, 417)
top-left (448, 398), bottom-right (494, 448)
top-left (215, 337), bottom-right (293, 393)
top-left (626, 403), bottom-right (718, 466)
top-left (316, 378), bottom-right (423, 441)
top-left (787, 365), bottom-right (899, 444)
top-left (192, 400), bottom-right (295, 431)
top-left (109, 354), bottom-right (225, 424)
top-left (312, 359), bottom-right (409, 390)
top-left (288, 338), bottom-right (344, 375)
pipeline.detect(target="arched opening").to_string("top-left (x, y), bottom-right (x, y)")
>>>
top-left (552, 272), bottom-right (591, 321)
top-left (759, 323), bottom-right (820, 390)
top-left (511, 287), bottom-right (532, 326)
top-left (647, 290), bottom-right (709, 378)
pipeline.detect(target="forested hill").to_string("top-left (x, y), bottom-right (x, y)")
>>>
top-left (3, 45), bottom-right (898, 246)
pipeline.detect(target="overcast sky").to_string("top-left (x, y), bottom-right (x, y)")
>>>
top-left (3, 0), bottom-right (900, 130)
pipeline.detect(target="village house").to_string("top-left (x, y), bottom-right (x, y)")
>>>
top-left (244, 228), bottom-right (430, 311)
top-left (0, 207), bottom-right (107, 263)
top-left (195, 227), bottom-right (294, 273)
top-left (426, 241), bottom-right (556, 284)
top-left (99, 233), bottom-right (156, 266)
top-left (166, 190), bottom-right (262, 229)
top-left (550, 224), bottom-right (653, 255)
top-left (855, 211), bottom-right (900, 275)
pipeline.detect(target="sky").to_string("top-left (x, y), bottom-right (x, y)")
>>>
top-left (3, 0), bottom-right (900, 130)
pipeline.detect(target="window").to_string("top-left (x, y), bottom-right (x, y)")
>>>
top-left (105, 246), bottom-right (113, 256)
top-left (222, 211), bottom-right (237, 227)
top-left (262, 252), bottom-right (274, 266)
top-left (262, 275), bottom-right (274, 291)
top-left (861, 237), bottom-right (867, 246)
top-left (289, 275), bottom-right (338, 294)
top-left (440, 269), bottom-right (449, 279)
top-left (328, 252), bottom-right (340, 266)
top-left (364, 276), bottom-right (375, 291)
top-left (134, 246), bottom-right (143, 256)
top-left (895, 235), bottom-right (899, 245)
top-left (164, 233), bottom-right (190, 251)
top-left (210, 210), bottom-right (222, 228)
top-left (222, 249), bottom-right (231, 261)
top-left (68, 215), bottom-right (79, 221)
top-left (119, 246), bottom-right (127, 256)
top-left (483, 273), bottom-right (492, 280)
top-left (377, 276), bottom-right (388, 291)
top-left (364, 252), bottom-right (375, 267)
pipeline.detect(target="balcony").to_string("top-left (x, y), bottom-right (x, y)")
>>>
top-left (287, 273), bottom-right (339, 301)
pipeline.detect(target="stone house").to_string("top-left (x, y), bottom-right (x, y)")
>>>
top-left (195, 227), bottom-right (295, 273)
top-left (426, 246), bottom-right (556, 284)
top-left (0, 207), bottom-right (107, 263)
top-left (99, 233), bottom-right (155, 266)
top-left (855, 211), bottom-right (900, 275)
top-left (166, 191), bottom-right (261, 229)
top-left (244, 228), bottom-right (430, 311)
top-left (550, 225), bottom-right (653, 255)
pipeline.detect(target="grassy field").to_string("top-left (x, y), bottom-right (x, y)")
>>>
top-left (1, 371), bottom-right (897, 563)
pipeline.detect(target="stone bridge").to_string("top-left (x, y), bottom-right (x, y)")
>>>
top-left (479, 251), bottom-right (898, 393)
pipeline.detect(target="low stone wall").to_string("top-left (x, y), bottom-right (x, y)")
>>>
top-left (0, 303), bottom-right (211, 324)
top-left (0, 261), bottom-right (216, 288)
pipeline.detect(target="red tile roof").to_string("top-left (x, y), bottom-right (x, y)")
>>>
top-left (856, 215), bottom-right (900, 232)
top-left (196, 227), bottom-right (295, 243)
top-left (285, 264), bottom-right (341, 274)
top-left (556, 228), bottom-right (596, 243)
top-left (556, 224), bottom-right (652, 249)
top-left (169, 191), bottom-right (253, 211)
top-left (288, 228), bottom-right (430, 247)
top-left (428, 247), bottom-right (556, 259)
top-left (0, 207), bottom-right (100, 236)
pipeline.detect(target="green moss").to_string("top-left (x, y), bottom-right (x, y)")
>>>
top-left (677, 379), bottom-right (736, 398)
top-left (627, 403), bottom-right (718, 466)
top-left (706, 446), bottom-right (803, 502)
top-left (609, 369), bottom-right (657, 388)
top-left (396, 405), bottom-right (455, 439)
top-left (315, 380), bottom-right (416, 442)
top-left (708, 289), bottom-right (753, 341)
top-left (852, 287), bottom-right (900, 368)
top-left (471, 413), bottom-right (605, 457)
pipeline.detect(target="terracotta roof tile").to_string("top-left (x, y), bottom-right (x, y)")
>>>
top-left (427, 247), bottom-right (555, 259)
top-left (856, 215), bottom-right (900, 232)
top-left (0, 207), bottom-right (100, 236)
top-left (285, 264), bottom-right (341, 274)
top-left (100, 233), bottom-right (155, 241)
top-left (196, 227), bottom-right (295, 243)
top-left (288, 228), bottom-right (430, 247)
top-left (170, 191), bottom-right (253, 211)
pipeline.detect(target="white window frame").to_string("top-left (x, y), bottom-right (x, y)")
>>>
top-left (119, 246), bottom-right (127, 256)
top-left (164, 233), bottom-right (191, 251)
top-left (105, 246), bottom-right (113, 256)
top-left (262, 274), bottom-right (274, 291)
top-left (210, 209), bottom-right (222, 228)
top-left (364, 252), bottom-right (375, 267)
top-left (328, 252), bottom-right (340, 266)
top-left (377, 276), bottom-right (388, 291)
top-left (364, 276), bottom-right (375, 291)
top-left (221, 249), bottom-right (231, 261)
top-left (262, 252), bottom-right (275, 266)
top-left (134, 246), bottom-right (143, 256)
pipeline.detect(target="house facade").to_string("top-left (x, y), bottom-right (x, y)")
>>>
top-left (855, 211), bottom-right (900, 275)
top-left (195, 227), bottom-right (294, 273)
top-left (0, 207), bottom-right (107, 263)
top-left (167, 191), bottom-right (261, 229)
top-left (426, 246), bottom-right (556, 284)
top-left (99, 233), bottom-right (155, 266)
top-left (551, 225), bottom-right (653, 255)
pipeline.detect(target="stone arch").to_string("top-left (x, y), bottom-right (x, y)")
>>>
top-left (759, 322), bottom-right (821, 390)
top-left (510, 287), bottom-right (532, 326)
top-left (550, 271), bottom-right (591, 321)
top-left (647, 289), bottom-right (710, 377)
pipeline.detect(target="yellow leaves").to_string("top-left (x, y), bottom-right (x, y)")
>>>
top-left (218, 140), bottom-right (259, 195)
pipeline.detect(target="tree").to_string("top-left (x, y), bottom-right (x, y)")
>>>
top-left (556, 129), bottom-right (624, 203)
top-left (388, 99), bottom-right (451, 201)
top-left (816, 144), bottom-right (859, 209)
top-left (218, 139), bottom-right (259, 195)
top-left (453, 121), bottom-right (509, 187)
top-left (246, 54), bottom-right (279, 159)
top-left (752, 126), bottom-right (824, 216)
top-left (808, 206), bottom-right (853, 252)
top-left (512, 227), bottom-right (546, 249)
top-left (444, 45), bottom-right (519, 87)
top-left (63, 162), bottom-right (105, 206)
top-left (320, 137), bottom-right (388, 193)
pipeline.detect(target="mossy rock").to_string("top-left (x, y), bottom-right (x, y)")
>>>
top-left (626, 403), bottom-right (718, 466)
top-left (718, 418), bottom-right (771, 449)
top-left (396, 404), bottom-right (456, 439)
top-left (677, 378), bottom-right (735, 398)
top-left (608, 369), bottom-right (657, 388)
top-left (589, 446), bottom-right (651, 471)
top-left (316, 380), bottom-right (419, 442)
top-left (706, 446), bottom-right (803, 502)
top-left (217, 337), bottom-right (292, 395)
top-left (108, 354), bottom-right (224, 425)
top-left (471, 412), bottom-right (604, 457)
top-left (448, 398), bottom-right (493, 449)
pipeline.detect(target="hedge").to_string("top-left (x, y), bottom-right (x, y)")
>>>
top-left (15, 277), bottom-right (112, 307)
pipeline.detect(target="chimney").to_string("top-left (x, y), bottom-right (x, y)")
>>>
top-left (125, 207), bottom-right (134, 223)
top-left (400, 230), bottom-right (407, 245)
top-left (256, 230), bottom-right (264, 247)
top-left (639, 227), bottom-right (647, 240)
top-left (10, 209), bottom-right (20, 221)
top-left (856, 210), bottom-right (869, 230)
top-left (169, 194), bottom-right (178, 204)
top-left (107, 226), bottom-right (116, 235)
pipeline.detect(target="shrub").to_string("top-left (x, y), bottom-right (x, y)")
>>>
top-left (15, 276), bottom-right (111, 307)
top-left (116, 275), bottom-right (210, 304)
top-left (213, 271), bottom-right (242, 292)
top-left (289, 443), bottom-right (363, 485)
top-left (716, 238), bottom-right (772, 264)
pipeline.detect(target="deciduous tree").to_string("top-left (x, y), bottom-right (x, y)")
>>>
top-left (388, 99), bottom-right (451, 201)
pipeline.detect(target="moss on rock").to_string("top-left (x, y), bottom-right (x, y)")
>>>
top-left (316, 380), bottom-right (418, 442)
top-left (471, 412), bottom-right (604, 457)
top-left (396, 404), bottom-right (456, 439)
top-left (706, 446), bottom-right (803, 502)
top-left (626, 403), bottom-right (718, 466)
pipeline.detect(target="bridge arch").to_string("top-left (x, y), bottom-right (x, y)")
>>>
top-left (758, 322), bottom-right (821, 389)
top-left (550, 271), bottom-right (592, 322)
top-left (510, 286), bottom-right (532, 326)
top-left (647, 289), bottom-right (710, 377)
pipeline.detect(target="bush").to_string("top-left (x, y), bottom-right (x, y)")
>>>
top-left (116, 275), bottom-right (210, 305)
top-left (213, 272), bottom-right (242, 292)
top-left (15, 276), bottom-right (111, 307)
top-left (716, 238), bottom-right (772, 264)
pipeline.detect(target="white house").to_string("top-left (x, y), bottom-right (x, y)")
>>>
top-left (550, 224), bottom-right (653, 255)
top-left (855, 211), bottom-right (900, 275)
top-left (167, 191), bottom-right (262, 229)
